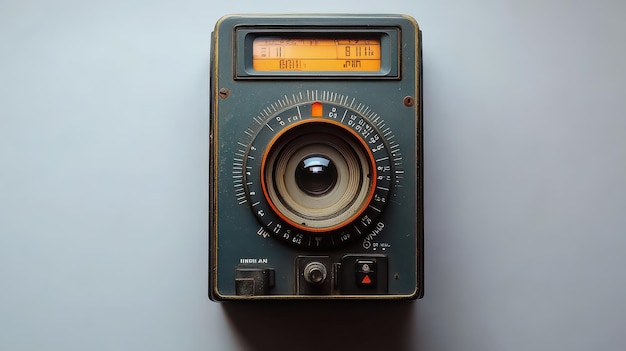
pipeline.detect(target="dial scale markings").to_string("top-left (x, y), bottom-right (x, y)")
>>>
top-left (232, 90), bottom-right (404, 248)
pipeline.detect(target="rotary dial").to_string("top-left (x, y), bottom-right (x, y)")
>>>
top-left (232, 90), bottom-right (403, 249)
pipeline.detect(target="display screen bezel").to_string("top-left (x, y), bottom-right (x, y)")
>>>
top-left (235, 27), bottom-right (400, 79)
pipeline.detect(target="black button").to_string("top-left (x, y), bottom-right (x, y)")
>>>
top-left (355, 259), bottom-right (377, 288)
top-left (235, 267), bottom-right (275, 296)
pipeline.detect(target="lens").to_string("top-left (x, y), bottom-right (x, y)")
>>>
top-left (296, 155), bottom-right (338, 196)
top-left (262, 120), bottom-right (376, 232)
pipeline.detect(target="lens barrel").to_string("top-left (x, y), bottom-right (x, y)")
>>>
top-left (262, 120), bottom-right (376, 232)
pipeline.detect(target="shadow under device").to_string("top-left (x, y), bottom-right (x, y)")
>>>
top-left (209, 14), bottom-right (423, 300)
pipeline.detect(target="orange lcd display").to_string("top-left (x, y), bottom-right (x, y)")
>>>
top-left (252, 37), bottom-right (381, 72)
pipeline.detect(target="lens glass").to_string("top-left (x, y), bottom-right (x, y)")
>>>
top-left (296, 156), bottom-right (338, 196)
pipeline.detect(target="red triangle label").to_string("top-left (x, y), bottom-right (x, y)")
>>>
top-left (361, 275), bottom-right (372, 284)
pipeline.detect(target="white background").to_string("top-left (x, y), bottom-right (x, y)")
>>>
top-left (2, 1), bottom-right (625, 350)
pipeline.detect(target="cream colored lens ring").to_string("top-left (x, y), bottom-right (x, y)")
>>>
top-left (263, 121), bottom-right (374, 231)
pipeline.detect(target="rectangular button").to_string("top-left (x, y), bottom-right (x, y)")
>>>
top-left (355, 259), bottom-right (377, 288)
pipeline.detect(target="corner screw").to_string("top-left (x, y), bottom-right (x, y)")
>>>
top-left (219, 88), bottom-right (230, 99)
top-left (403, 96), bottom-right (415, 107)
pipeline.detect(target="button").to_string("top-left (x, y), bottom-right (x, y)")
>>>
top-left (339, 254), bottom-right (388, 294)
top-left (355, 259), bottom-right (377, 288)
top-left (235, 278), bottom-right (256, 296)
top-left (235, 267), bottom-right (275, 296)
top-left (296, 256), bottom-right (332, 295)
top-left (303, 261), bottom-right (328, 285)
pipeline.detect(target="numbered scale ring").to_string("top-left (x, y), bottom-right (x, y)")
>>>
top-left (233, 91), bottom-right (402, 249)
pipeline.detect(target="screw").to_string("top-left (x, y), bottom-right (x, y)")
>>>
top-left (219, 88), bottom-right (230, 99)
top-left (403, 96), bottom-right (415, 107)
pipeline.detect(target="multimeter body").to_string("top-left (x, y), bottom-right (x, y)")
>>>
top-left (209, 14), bottom-right (423, 300)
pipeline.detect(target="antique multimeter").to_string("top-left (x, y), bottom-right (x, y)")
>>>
top-left (209, 14), bottom-right (423, 300)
